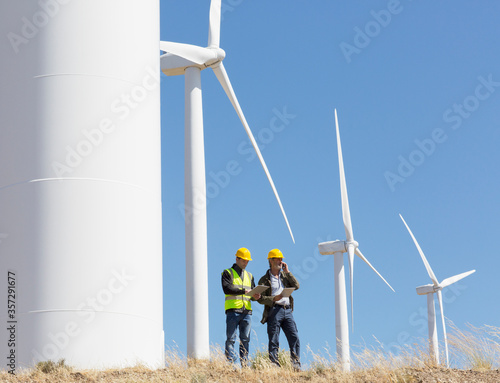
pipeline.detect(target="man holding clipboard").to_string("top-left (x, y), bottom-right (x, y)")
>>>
top-left (257, 249), bottom-right (301, 370)
top-left (221, 247), bottom-right (261, 367)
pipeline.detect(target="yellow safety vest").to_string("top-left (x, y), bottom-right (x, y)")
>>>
top-left (224, 268), bottom-right (252, 311)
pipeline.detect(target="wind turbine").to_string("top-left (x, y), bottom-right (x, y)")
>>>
top-left (318, 110), bottom-right (394, 371)
top-left (160, 0), bottom-right (294, 359)
top-left (399, 214), bottom-right (475, 367)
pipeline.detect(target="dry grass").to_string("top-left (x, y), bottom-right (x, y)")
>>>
top-left (448, 323), bottom-right (500, 370)
top-left (1, 325), bottom-right (499, 382)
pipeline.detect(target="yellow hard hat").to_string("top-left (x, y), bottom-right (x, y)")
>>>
top-left (267, 249), bottom-right (284, 259)
top-left (236, 247), bottom-right (252, 261)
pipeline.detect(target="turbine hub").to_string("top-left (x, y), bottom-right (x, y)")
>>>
top-left (346, 240), bottom-right (359, 248)
top-left (204, 47), bottom-right (225, 68)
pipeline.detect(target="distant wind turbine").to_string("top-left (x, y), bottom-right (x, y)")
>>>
top-left (160, 0), bottom-right (294, 359)
top-left (318, 110), bottom-right (394, 371)
top-left (399, 214), bottom-right (475, 367)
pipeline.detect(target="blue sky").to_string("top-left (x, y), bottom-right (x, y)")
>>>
top-left (159, 0), bottom-right (500, 366)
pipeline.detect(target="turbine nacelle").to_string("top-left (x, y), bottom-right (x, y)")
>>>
top-left (160, 43), bottom-right (226, 76)
top-left (416, 284), bottom-right (441, 295)
top-left (318, 240), bottom-right (360, 255)
top-left (318, 240), bottom-right (348, 255)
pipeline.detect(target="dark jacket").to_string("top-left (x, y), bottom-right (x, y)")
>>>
top-left (257, 269), bottom-right (300, 324)
top-left (221, 263), bottom-right (256, 314)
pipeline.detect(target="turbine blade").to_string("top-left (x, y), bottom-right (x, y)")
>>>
top-left (440, 270), bottom-right (476, 289)
top-left (335, 110), bottom-right (354, 242)
top-left (212, 63), bottom-right (295, 243)
top-left (399, 214), bottom-right (440, 286)
top-left (160, 41), bottom-right (210, 65)
top-left (437, 290), bottom-right (450, 368)
top-left (208, 0), bottom-right (221, 47)
top-left (355, 248), bottom-right (395, 292)
top-left (348, 245), bottom-right (354, 331)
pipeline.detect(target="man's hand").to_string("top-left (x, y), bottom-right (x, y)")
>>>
top-left (282, 261), bottom-right (289, 273)
top-left (273, 293), bottom-right (283, 302)
top-left (253, 293), bottom-right (261, 300)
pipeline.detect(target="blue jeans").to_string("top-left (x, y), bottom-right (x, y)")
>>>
top-left (225, 311), bottom-right (252, 365)
top-left (267, 305), bottom-right (300, 368)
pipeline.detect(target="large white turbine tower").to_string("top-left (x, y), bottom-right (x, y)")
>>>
top-left (0, 1), bottom-right (163, 370)
top-left (318, 110), bottom-right (394, 372)
top-left (160, 0), bottom-right (294, 358)
top-left (399, 214), bottom-right (475, 367)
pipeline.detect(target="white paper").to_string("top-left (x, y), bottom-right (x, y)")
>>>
top-left (280, 287), bottom-right (295, 298)
top-left (245, 285), bottom-right (268, 296)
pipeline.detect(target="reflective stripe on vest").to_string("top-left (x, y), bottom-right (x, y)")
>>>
top-left (224, 268), bottom-right (252, 311)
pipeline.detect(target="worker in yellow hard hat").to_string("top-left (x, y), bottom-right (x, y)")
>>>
top-left (257, 249), bottom-right (301, 370)
top-left (221, 247), bottom-right (261, 367)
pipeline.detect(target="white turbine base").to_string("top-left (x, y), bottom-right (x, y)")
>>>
top-left (184, 67), bottom-right (210, 359)
top-left (427, 293), bottom-right (439, 365)
top-left (334, 253), bottom-right (350, 371)
top-left (0, 0), bottom-right (164, 370)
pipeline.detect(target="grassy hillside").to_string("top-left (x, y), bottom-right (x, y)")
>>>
top-left (1, 324), bottom-right (499, 383)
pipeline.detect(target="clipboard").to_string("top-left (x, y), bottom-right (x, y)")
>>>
top-left (280, 287), bottom-right (295, 298)
top-left (245, 285), bottom-right (268, 296)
